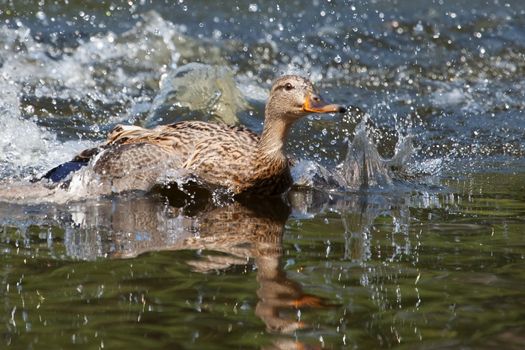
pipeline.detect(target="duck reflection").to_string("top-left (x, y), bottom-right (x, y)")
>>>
top-left (60, 193), bottom-right (329, 341)
top-left (0, 186), bottom-right (442, 349)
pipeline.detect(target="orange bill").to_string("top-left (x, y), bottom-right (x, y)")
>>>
top-left (303, 93), bottom-right (347, 114)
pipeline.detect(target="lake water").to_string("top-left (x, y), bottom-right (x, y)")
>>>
top-left (1, 1), bottom-right (524, 349)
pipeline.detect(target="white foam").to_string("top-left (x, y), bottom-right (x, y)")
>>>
top-left (236, 74), bottom-right (269, 103)
top-left (0, 75), bottom-right (95, 178)
top-left (430, 87), bottom-right (467, 107)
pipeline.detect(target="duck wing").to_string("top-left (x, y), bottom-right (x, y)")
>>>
top-left (82, 142), bottom-right (184, 194)
top-left (40, 124), bottom-right (165, 183)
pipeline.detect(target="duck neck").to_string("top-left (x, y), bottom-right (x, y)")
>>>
top-left (257, 117), bottom-right (291, 161)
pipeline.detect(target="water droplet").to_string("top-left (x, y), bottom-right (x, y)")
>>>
top-left (414, 22), bottom-right (424, 33)
top-left (334, 55), bottom-right (342, 63)
top-left (36, 11), bottom-right (46, 21)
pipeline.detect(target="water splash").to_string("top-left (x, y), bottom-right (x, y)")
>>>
top-left (0, 77), bottom-right (93, 179)
top-left (293, 115), bottom-right (442, 192)
top-left (147, 63), bottom-right (247, 126)
top-left (340, 120), bottom-right (393, 189)
top-left (0, 12), bottom-right (237, 181)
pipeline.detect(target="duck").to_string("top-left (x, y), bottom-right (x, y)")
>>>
top-left (41, 75), bottom-right (346, 197)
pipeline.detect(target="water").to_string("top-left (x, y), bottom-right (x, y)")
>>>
top-left (1, 0), bottom-right (525, 348)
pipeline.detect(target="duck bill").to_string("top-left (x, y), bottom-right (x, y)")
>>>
top-left (303, 94), bottom-right (346, 114)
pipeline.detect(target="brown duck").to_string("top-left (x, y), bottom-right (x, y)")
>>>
top-left (42, 75), bottom-right (346, 197)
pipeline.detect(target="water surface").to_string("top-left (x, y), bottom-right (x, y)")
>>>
top-left (1, 1), bottom-right (524, 349)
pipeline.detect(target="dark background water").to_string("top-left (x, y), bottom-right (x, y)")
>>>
top-left (0, 1), bottom-right (524, 349)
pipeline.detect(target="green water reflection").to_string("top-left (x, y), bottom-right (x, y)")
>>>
top-left (1, 173), bottom-right (524, 349)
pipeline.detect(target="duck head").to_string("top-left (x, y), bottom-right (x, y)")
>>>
top-left (265, 75), bottom-right (347, 122)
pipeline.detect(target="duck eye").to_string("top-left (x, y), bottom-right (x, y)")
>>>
top-left (284, 83), bottom-right (294, 91)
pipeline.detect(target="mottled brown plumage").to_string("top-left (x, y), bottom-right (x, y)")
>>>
top-left (61, 75), bottom-right (346, 196)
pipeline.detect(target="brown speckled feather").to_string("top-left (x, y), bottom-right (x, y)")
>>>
top-left (98, 121), bottom-right (288, 195)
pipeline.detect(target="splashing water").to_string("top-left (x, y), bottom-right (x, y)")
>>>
top-left (293, 115), bottom-right (439, 192)
top-left (0, 76), bottom-right (94, 179)
top-left (0, 3), bottom-right (525, 350)
top-left (0, 7), bottom-right (509, 202)
top-left (147, 63), bottom-right (248, 126)
top-left (340, 119), bottom-right (394, 189)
